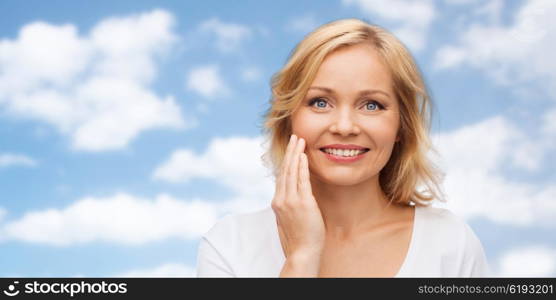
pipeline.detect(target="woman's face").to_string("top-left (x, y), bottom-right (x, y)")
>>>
top-left (291, 43), bottom-right (400, 186)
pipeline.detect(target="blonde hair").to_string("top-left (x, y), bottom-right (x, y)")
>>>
top-left (259, 18), bottom-right (444, 206)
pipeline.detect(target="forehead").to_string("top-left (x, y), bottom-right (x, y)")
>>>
top-left (311, 44), bottom-right (393, 95)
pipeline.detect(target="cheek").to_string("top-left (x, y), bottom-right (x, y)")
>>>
top-left (379, 127), bottom-right (399, 145)
top-left (364, 117), bottom-right (399, 144)
top-left (291, 112), bottom-right (321, 143)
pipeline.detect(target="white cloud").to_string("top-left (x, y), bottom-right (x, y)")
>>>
top-left (443, 0), bottom-right (480, 4)
top-left (473, 0), bottom-right (503, 24)
top-left (199, 18), bottom-right (252, 52)
top-left (543, 108), bottom-right (556, 135)
top-left (73, 78), bottom-right (187, 150)
top-left (434, 46), bottom-right (466, 70)
top-left (0, 153), bottom-right (37, 168)
top-left (431, 0), bottom-right (556, 228)
top-left (434, 0), bottom-right (556, 97)
top-left (256, 26), bottom-right (271, 38)
top-left (0, 10), bottom-right (190, 152)
top-left (0, 137), bottom-right (276, 247)
top-left (153, 136), bottom-right (275, 214)
top-left (433, 0), bottom-right (556, 216)
top-left (0, 136), bottom-right (277, 247)
top-left (497, 246), bottom-right (556, 277)
top-left (0, 193), bottom-right (218, 246)
top-left (240, 66), bottom-right (262, 82)
top-left (432, 115), bottom-right (556, 227)
top-left (342, 0), bottom-right (436, 51)
top-left (444, 0), bottom-right (504, 23)
top-left (90, 10), bottom-right (177, 83)
top-left (0, 23), bottom-right (90, 92)
top-left (186, 65), bottom-right (229, 98)
top-left (116, 263), bottom-right (195, 277)
top-left (286, 14), bottom-right (320, 34)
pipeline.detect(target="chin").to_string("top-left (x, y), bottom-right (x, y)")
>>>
top-left (314, 168), bottom-right (373, 187)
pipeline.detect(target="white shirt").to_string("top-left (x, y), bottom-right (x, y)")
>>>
top-left (196, 205), bottom-right (491, 277)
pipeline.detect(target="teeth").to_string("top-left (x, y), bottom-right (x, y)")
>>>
top-left (323, 148), bottom-right (366, 157)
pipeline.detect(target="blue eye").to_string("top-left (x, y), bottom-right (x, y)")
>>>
top-left (309, 98), bottom-right (328, 109)
top-left (365, 101), bottom-right (383, 111)
top-left (308, 98), bottom-right (384, 111)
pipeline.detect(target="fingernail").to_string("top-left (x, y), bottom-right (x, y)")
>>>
top-left (291, 134), bottom-right (296, 141)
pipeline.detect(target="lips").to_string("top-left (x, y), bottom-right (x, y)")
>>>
top-left (319, 148), bottom-right (370, 155)
top-left (320, 148), bottom-right (368, 163)
top-left (319, 144), bottom-right (370, 151)
top-left (317, 144), bottom-right (370, 163)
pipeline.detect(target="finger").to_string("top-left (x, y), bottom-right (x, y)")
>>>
top-left (286, 137), bottom-right (305, 199)
top-left (282, 134), bottom-right (297, 173)
top-left (298, 152), bottom-right (314, 200)
top-left (279, 134), bottom-right (297, 196)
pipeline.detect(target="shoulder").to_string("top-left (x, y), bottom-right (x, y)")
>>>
top-left (418, 205), bottom-right (482, 248)
top-left (416, 205), bottom-right (490, 276)
top-left (418, 205), bottom-right (473, 236)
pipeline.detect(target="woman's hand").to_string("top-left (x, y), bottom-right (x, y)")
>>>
top-left (272, 134), bottom-right (326, 277)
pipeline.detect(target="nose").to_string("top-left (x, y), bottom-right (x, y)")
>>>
top-left (329, 108), bottom-right (361, 136)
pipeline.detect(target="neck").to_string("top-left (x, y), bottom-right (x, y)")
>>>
top-left (310, 173), bottom-right (394, 239)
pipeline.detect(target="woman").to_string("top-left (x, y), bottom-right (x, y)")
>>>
top-left (196, 19), bottom-right (490, 277)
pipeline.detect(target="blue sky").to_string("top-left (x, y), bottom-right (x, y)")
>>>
top-left (0, 0), bottom-right (555, 277)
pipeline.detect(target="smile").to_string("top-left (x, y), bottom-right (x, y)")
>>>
top-left (319, 148), bottom-right (369, 163)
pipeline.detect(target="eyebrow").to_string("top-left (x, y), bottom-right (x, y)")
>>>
top-left (308, 86), bottom-right (392, 99)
